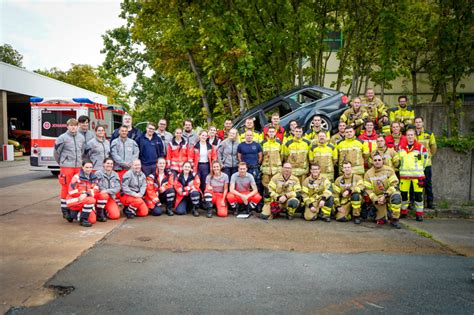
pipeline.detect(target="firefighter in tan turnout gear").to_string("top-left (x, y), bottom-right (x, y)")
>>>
top-left (301, 164), bottom-right (333, 222)
top-left (332, 161), bottom-right (365, 223)
top-left (308, 131), bottom-right (338, 181)
top-left (260, 126), bottom-right (282, 203)
top-left (261, 163), bottom-right (302, 220)
top-left (336, 126), bottom-right (369, 176)
top-left (364, 152), bottom-right (402, 229)
top-left (282, 126), bottom-right (311, 184)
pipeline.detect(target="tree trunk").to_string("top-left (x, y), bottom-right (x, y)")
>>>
top-left (380, 81), bottom-right (385, 102)
top-left (237, 86), bottom-right (246, 114)
top-left (411, 71), bottom-right (418, 106)
top-left (186, 50), bottom-right (212, 124)
top-left (227, 89), bottom-right (234, 118)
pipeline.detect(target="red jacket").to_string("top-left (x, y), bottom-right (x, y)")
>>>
top-left (174, 172), bottom-right (201, 207)
top-left (191, 142), bottom-right (218, 173)
top-left (358, 130), bottom-right (378, 153)
top-left (66, 170), bottom-right (99, 209)
top-left (166, 138), bottom-right (192, 173)
top-left (217, 129), bottom-right (229, 141)
top-left (263, 125), bottom-right (285, 142)
top-left (385, 134), bottom-right (407, 151)
top-left (144, 170), bottom-right (175, 208)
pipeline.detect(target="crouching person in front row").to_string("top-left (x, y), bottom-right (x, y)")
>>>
top-left (174, 161), bottom-right (201, 216)
top-left (261, 162), bottom-right (301, 220)
top-left (227, 162), bottom-right (262, 216)
top-left (145, 158), bottom-right (176, 216)
top-left (120, 159), bottom-right (148, 218)
top-left (66, 160), bottom-right (100, 227)
top-left (203, 161), bottom-right (229, 218)
top-left (95, 157), bottom-right (121, 221)
top-left (301, 164), bottom-right (333, 222)
top-left (332, 161), bottom-right (365, 223)
top-left (364, 152), bottom-right (402, 229)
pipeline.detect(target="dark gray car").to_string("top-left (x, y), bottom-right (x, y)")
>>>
top-left (233, 85), bottom-right (349, 133)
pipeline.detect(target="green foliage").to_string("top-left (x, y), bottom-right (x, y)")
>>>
top-left (101, 0), bottom-right (474, 129)
top-left (437, 134), bottom-right (474, 154)
top-left (0, 44), bottom-right (23, 67)
top-left (35, 64), bottom-right (129, 106)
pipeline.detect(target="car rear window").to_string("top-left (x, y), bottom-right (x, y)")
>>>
top-left (290, 89), bottom-right (329, 105)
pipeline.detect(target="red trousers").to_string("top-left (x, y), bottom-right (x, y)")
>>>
top-left (226, 192), bottom-right (262, 205)
top-left (59, 167), bottom-right (80, 199)
top-left (68, 196), bottom-right (97, 224)
top-left (120, 194), bottom-right (148, 217)
top-left (96, 192), bottom-right (120, 220)
top-left (206, 191), bottom-right (228, 217)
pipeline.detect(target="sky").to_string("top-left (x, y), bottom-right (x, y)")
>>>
top-left (1, 0), bottom-right (125, 74)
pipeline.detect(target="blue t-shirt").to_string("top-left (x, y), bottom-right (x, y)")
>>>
top-left (237, 141), bottom-right (262, 167)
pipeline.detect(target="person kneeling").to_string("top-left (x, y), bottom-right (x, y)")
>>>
top-left (261, 162), bottom-right (301, 220)
top-left (227, 162), bottom-right (262, 216)
top-left (203, 161), bottom-right (229, 218)
top-left (95, 157), bottom-right (121, 221)
top-left (332, 161), bottom-right (365, 223)
top-left (364, 152), bottom-right (402, 229)
top-left (120, 160), bottom-right (148, 218)
top-left (145, 158), bottom-right (176, 216)
top-left (66, 160), bottom-right (100, 227)
top-left (174, 161), bottom-right (201, 216)
top-left (301, 164), bottom-right (333, 222)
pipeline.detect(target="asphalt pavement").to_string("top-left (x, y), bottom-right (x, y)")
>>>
top-left (1, 159), bottom-right (474, 314)
top-left (10, 246), bottom-right (474, 314)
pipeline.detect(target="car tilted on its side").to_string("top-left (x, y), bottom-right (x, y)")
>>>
top-left (233, 85), bottom-right (349, 134)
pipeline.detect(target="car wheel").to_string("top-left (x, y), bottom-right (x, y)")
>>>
top-left (307, 116), bottom-right (332, 132)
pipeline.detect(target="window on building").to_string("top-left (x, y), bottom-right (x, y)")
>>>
top-left (324, 31), bottom-right (343, 51)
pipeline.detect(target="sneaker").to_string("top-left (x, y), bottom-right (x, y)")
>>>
top-left (416, 215), bottom-right (424, 222)
top-left (390, 221), bottom-right (402, 229)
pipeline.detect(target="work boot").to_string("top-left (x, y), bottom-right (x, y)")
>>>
top-left (66, 210), bottom-right (76, 223)
top-left (192, 205), bottom-right (200, 217)
top-left (427, 203), bottom-right (435, 209)
top-left (231, 206), bottom-right (239, 216)
top-left (246, 205), bottom-right (253, 216)
top-left (286, 213), bottom-right (294, 220)
top-left (376, 219), bottom-right (387, 225)
top-left (416, 215), bottom-right (424, 222)
top-left (80, 212), bottom-right (92, 228)
top-left (123, 207), bottom-right (134, 219)
top-left (260, 213), bottom-right (270, 220)
top-left (97, 209), bottom-right (107, 222)
top-left (62, 207), bottom-right (70, 220)
top-left (390, 219), bottom-right (401, 229)
top-left (206, 208), bottom-right (213, 218)
top-left (167, 207), bottom-right (174, 216)
top-left (354, 217), bottom-right (361, 224)
top-left (324, 217), bottom-right (331, 223)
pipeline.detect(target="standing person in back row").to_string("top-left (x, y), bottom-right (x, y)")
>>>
top-left (136, 122), bottom-right (164, 176)
top-left (111, 125), bottom-right (140, 180)
top-left (361, 88), bottom-right (390, 135)
top-left (110, 113), bottom-right (142, 143)
top-left (182, 119), bottom-right (199, 147)
top-left (85, 124), bottom-right (110, 171)
top-left (156, 119), bottom-right (173, 154)
top-left (414, 117), bottom-right (437, 209)
top-left (77, 115), bottom-right (95, 144)
top-left (218, 128), bottom-right (240, 180)
top-left (54, 118), bottom-right (85, 220)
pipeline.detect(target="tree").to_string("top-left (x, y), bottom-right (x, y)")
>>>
top-left (35, 64), bottom-right (129, 106)
top-left (0, 44), bottom-right (23, 67)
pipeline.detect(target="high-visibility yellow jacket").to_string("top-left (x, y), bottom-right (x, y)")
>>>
top-left (268, 173), bottom-right (302, 201)
top-left (389, 106), bottom-right (414, 126)
top-left (360, 96), bottom-right (388, 122)
top-left (308, 142), bottom-right (338, 181)
top-left (415, 128), bottom-right (437, 167)
top-left (369, 147), bottom-right (400, 170)
top-left (332, 174), bottom-right (364, 207)
top-left (282, 138), bottom-right (311, 177)
top-left (364, 165), bottom-right (399, 202)
top-left (336, 137), bottom-right (369, 175)
top-left (340, 107), bottom-right (369, 132)
top-left (398, 141), bottom-right (427, 179)
top-left (239, 129), bottom-right (263, 143)
top-left (301, 175), bottom-right (332, 207)
top-left (260, 138), bottom-right (282, 176)
top-left (304, 127), bottom-right (330, 143)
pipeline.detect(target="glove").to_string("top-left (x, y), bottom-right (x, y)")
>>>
top-left (418, 178), bottom-right (426, 187)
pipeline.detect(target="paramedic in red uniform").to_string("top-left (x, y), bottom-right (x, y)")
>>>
top-left (54, 118), bottom-right (85, 220)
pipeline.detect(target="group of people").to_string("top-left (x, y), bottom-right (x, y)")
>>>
top-left (54, 88), bottom-right (436, 229)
